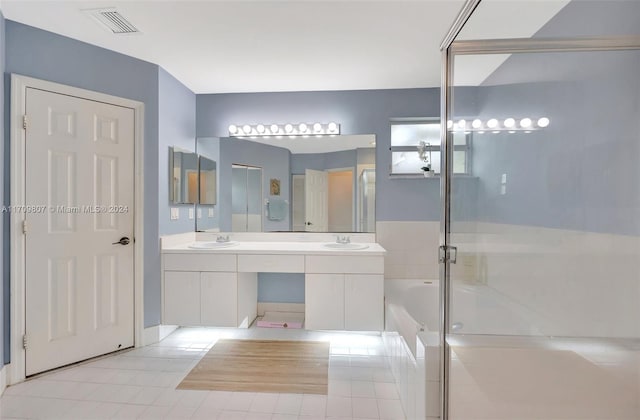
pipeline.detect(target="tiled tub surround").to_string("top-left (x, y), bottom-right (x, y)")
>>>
top-left (451, 222), bottom-right (640, 338)
top-left (382, 265), bottom-right (640, 420)
top-left (383, 280), bottom-right (440, 420)
top-left (449, 222), bottom-right (639, 419)
top-left (0, 327), bottom-right (407, 419)
top-left (446, 223), bottom-right (640, 418)
top-left (376, 222), bottom-right (440, 280)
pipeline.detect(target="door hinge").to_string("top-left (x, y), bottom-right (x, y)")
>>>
top-left (439, 245), bottom-right (458, 264)
top-left (22, 115), bottom-right (27, 130)
top-left (22, 219), bottom-right (28, 234)
top-left (22, 334), bottom-right (28, 349)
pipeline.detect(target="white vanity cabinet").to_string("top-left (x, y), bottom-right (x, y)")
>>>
top-left (164, 271), bottom-right (201, 325)
top-left (162, 253), bottom-right (257, 327)
top-left (305, 255), bottom-right (384, 331)
top-left (305, 273), bottom-right (384, 331)
top-left (200, 272), bottom-right (238, 327)
top-left (162, 240), bottom-right (385, 331)
top-left (345, 274), bottom-right (384, 331)
top-left (305, 274), bottom-right (345, 330)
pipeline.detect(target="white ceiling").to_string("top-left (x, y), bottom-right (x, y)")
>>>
top-left (1, 0), bottom-right (572, 93)
top-left (1, 0), bottom-right (467, 94)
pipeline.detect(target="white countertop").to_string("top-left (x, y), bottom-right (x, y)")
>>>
top-left (162, 241), bottom-right (386, 256)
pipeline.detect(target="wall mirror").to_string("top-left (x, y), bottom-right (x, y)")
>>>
top-left (195, 134), bottom-right (376, 233)
top-left (169, 146), bottom-right (199, 204)
top-left (195, 138), bottom-right (219, 232)
top-left (199, 156), bottom-right (217, 205)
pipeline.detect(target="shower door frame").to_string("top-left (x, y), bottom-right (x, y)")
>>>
top-left (438, 2), bottom-right (640, 418)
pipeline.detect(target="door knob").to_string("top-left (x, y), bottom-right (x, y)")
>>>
top-left (112, 237), bottom-right (131, 246)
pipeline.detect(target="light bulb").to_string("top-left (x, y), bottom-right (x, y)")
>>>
top-left (537, 117), bottom-right (550, 128)
top-left (298, 123), bottom-right (308, 133)
top-left (228, 124), bottom-right (238, 134)
top-left (328, 122), bottom-right (338, 133)
top-left (457, 119), bottom-right (466, 129)
top-left (447, 120), bottom-right (453, 129)
top-left (487, 119), bottom-right (498, 129)
top-left (270, 124), bottom-right (279, 134)
top-left (519, 118), bottom-right (532, 128)
top-left (242, 124), bottom-right (252, 134)
top-left (313, 123), bottom-right (322, 132)
top-left (284, 124), bottom-right (294, 133)
top-left (472, 119), bottom-right (482, 129)
top-left (504, 118), bottom-right (515, 128)
top-left (256, 124), bottom-right (265, 134)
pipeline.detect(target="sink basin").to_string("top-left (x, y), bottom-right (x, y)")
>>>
top-left (188, 241), bottom-right (239, 249)
top-left (323, 243), bottom-right (369, 250)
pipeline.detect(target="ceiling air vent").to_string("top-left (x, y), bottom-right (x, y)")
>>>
top-left (83, 8), bottom-right (141, 35)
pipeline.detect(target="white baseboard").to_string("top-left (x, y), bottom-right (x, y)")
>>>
top-left (142, 325), bottom-right (178, 346)
top-left (159, 325), bottom-right (178, 341)
top-left (257, 303), bottom-right (305, 317)
top-left (0, 364), bottom-right (7, 396)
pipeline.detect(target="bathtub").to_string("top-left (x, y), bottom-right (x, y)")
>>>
top-left (384, 280), bottom-right (440, 420)
top-left (383, 279), bottom-right (543, 419)
top-left (386, 279), bottom-right (542, 348)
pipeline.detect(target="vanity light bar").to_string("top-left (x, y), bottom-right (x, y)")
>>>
top-left (447, 117), bottom-right (550, 133)
top-left (228, 122), bottom-right (340, 137)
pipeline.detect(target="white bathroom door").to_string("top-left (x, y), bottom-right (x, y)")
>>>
top-left (24, 88), bottom-right (135, 376)
top-left (305, 169), bottom-right (328, 231)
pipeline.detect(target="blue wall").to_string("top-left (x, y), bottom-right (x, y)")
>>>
top-left (466, 0), bottom-right (640, 236)
top-left (5, 21), bottom-right (163, 336)
top-left (470, 54), bottom-right (640, 236)
top-left (158, 67), bottom-right (196, 235)
top-left (218, 137), bottom-right (291, 231)
top-left (197, 89), bottom-right (447, 222)
top-left (258, 273), bottom-right (304, 303)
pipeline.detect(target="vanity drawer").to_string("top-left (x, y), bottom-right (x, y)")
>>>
top-left (163, 253), bottom-right (236, 272)
top-left (305, 255), bottom-right (384, 274)
top-left (237, 254), bottom-right (305, 273)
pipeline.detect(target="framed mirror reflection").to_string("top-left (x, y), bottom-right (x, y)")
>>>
top-left (195, 134), bottom-right (376, 233)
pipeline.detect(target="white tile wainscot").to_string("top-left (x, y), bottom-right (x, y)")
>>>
top-left (161, 234), bottom-right (386, 331)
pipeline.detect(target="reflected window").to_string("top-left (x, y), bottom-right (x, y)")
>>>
top-left (389, 120), bottom-right (470, 175)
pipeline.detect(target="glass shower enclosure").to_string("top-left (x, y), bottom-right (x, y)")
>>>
top-left (439, 1), bottom-right (640, 418)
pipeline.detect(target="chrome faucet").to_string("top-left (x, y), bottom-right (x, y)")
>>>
top-left (216, 235), bottom-right (230, 243)
top-left (336, 235), bottom-right (351, 244)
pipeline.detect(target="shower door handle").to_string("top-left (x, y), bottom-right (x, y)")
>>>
top-left (439, 245), bottom-right (457, 264)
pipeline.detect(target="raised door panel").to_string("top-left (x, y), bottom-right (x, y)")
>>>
top-left (164, 271), bottom-right (200, 325)
top-left (305, 274), bottom-right (344, 330)
top-left (345, 274), bottom-right (384, 331)
top-left (201, 272), bottom-right (237, 327)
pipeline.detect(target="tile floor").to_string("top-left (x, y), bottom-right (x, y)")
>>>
top-left (0, 327), bottom-right (406, 420)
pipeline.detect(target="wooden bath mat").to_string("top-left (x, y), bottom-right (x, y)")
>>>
top-left (177, 339), bottom-right (329, 394)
